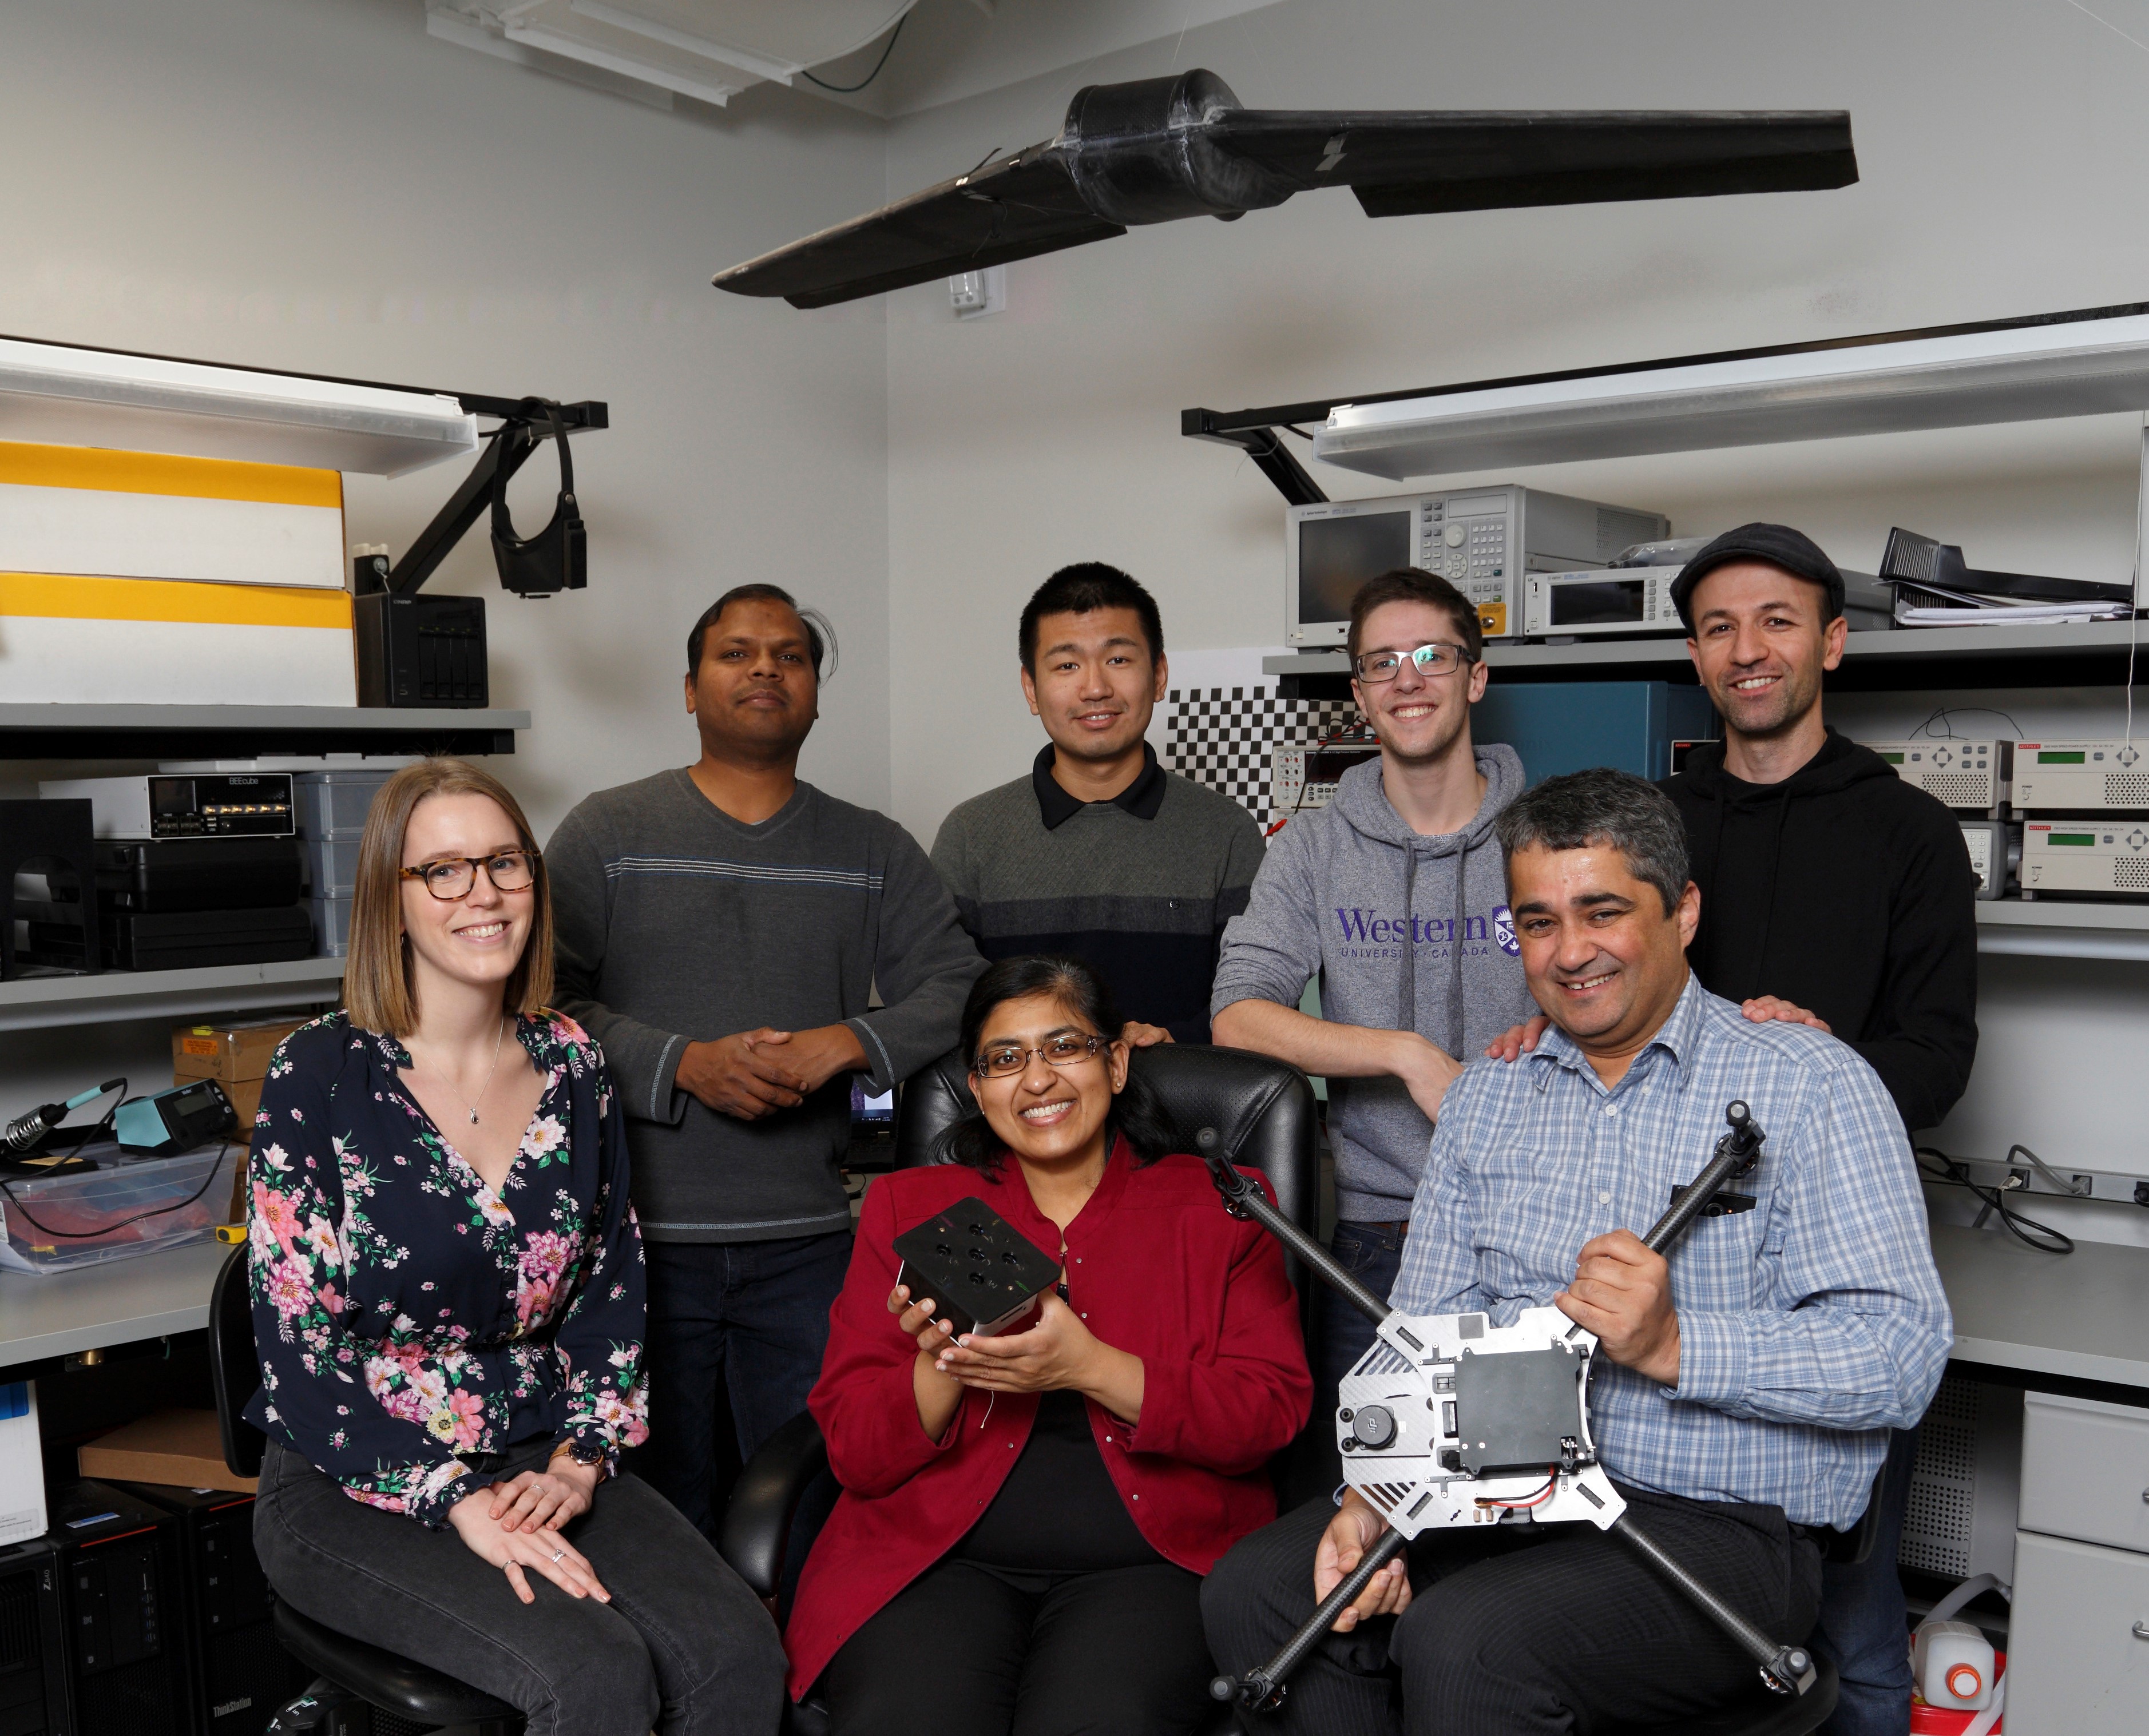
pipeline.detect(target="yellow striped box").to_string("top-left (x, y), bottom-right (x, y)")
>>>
top-left (0, 573), bottom-right (356, 705)
top-left (0, 441), bottom-right (345, 589)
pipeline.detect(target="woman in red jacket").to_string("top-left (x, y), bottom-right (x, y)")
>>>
top-left (786, 954), bottom-right (1311, 1734)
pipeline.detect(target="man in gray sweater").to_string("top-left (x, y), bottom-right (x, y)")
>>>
top-left (1212, 569), bottom-right (1536, 1406)
top-left (549, 584), bottom-right (982, 1537)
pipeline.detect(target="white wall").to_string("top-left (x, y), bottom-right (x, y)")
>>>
top-left (0, 0), bottom-right (890, 1113)
top-left (880, 0), bottom-right (2149, 1225)
top-left (2, 0), bottom-right (893, 831)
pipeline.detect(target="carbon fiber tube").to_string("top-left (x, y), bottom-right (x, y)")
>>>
top-left (1198, 1129), bottom-right (1390, 1326)
top-left (1212, 1526), bottom-right (1411, 1710)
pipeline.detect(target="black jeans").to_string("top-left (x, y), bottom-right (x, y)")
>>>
top-left (633, 1227), bottom-right (853, 1538)
top-left (822, 1556), bottom-right (1215, 1736)
top-left (1203, 1488), bottom-right (1822, 1736)
top-left (253, 1437), bottom-right (785, 1736)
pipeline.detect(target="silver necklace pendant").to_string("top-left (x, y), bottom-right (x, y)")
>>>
top-left (469, 1109), bottom-right (480, 1125)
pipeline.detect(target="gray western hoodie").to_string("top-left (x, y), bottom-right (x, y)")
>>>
top-left (1210, 745), bottom-right (1536, 1221)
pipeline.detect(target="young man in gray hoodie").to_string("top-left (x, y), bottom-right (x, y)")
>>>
top-left (1211, 568), bottom-right (1536, 1403)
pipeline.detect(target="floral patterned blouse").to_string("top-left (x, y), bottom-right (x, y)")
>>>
top-left (245, 1009), bottom-right (649, 1527)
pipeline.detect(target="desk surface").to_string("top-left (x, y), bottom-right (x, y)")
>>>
top-left (4, 1222), bottom-right (2146, 1386)
top-left (0, 1239), bottom-right (230, 1369)
top-left (1929, 1223), bottom-right (2149, 1390)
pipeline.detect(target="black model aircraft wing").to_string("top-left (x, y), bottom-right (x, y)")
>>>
top-left (713, 145), bottom-right (1120, 309)
top-left (1205, 109), bottom-right (1858, 216)
top-left (712, 70), bottom-right (1857, 309)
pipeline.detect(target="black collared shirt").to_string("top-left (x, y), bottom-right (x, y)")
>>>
top-left (1030, 743), bottom-right (1167, 829)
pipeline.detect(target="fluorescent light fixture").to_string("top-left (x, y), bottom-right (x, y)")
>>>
top-left (0, 337), bottom-right (478, 477)
top-left (1314, 307), bottom-right (2149, 480)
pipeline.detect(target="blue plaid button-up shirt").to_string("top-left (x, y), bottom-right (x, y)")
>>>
top-left (1391, 974), bottom-right (1950, 1530)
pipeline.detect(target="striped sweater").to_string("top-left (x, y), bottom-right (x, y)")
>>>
top-left (548, 769), bottom-right (982, 1242)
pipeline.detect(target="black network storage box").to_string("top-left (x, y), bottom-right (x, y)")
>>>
top-left (354, 593), bottom-right (489, 709)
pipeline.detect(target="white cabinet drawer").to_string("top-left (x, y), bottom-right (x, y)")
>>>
top-left (2008, 1531), bottom-right (2149, 1733)
top-left (2020, 1391), bottom-right (2149, 1556)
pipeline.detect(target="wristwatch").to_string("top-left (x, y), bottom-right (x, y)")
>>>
top-left (550, 1436), bottom-right (609, 1478)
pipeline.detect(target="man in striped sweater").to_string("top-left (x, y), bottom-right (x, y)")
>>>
top-left (548, 583), bottom-right (981, 1538)
top-left (931, 563), bottom-right (1266, 1045)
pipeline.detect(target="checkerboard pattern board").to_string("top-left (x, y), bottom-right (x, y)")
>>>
top-left (1165, 686), bottom-right (1355, 823)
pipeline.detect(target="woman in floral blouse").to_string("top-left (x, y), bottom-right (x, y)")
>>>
top-left (247, 757), bottom-right (783, 1736)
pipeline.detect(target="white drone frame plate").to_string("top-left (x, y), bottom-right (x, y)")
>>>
top-left (1337, 1305), bottom-right (1627, 1536)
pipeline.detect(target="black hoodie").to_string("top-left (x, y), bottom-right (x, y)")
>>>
top-left (1661, 729), bottom-right (1978, 1133)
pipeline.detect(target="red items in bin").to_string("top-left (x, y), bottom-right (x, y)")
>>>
top-left (0, 1139), bottom-right (236, 1273)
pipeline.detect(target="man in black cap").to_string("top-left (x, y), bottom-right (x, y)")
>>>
top-left (1496, 521), bottom-right (1976, 1736)
top-left (1668, 523), bottom-right (1977, 1736)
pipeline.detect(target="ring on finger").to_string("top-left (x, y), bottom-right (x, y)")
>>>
top-left (550, 1547), bottom-right (565, 1563)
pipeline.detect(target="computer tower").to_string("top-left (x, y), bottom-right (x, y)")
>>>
top-left (0, 1539), bottom-right (70, 1736)
top-left (45, 1482), bottom-right (185, 1736)
top-left (1473, 681), bottom-right (1719, 785)
top-left (108, 1485), bottom-right (308, 1736)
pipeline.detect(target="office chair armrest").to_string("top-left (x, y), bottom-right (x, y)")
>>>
top-left (717, 1409), bottom-right (830, 1602)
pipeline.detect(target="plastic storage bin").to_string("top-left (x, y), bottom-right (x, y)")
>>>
top-left (307, 894), bottom-right (353, 958)
top-left (299, 837), bottom-right (362, 898)
top-left (294, 769), bottom-right (392, 840)
top-left (0, 1140), bottom-right (237, 1274)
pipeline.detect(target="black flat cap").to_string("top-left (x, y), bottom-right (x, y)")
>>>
top-left (1668, 523), bottom-right (1844, 631)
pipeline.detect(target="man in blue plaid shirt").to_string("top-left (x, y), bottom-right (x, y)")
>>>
top-left (1205, 768), bottom-right (1951, 1735)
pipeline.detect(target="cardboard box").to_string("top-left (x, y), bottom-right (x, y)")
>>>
top-left (172, 1017), bottom-right (304, 1084)
top-left (0, 571), bottom-right (358, 705)
top-left (76, 1408), bottom-right (255, 1495)
top-left (0, 439), bottom-right (346, 590)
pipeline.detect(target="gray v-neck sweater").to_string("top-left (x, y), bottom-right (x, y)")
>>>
top-left (548, 769), bottom-right (983, 1242)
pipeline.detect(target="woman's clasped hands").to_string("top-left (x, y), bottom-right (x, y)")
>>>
top-left (446, 1457), bottom-right (610, 1606)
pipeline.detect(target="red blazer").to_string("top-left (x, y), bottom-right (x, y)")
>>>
top-left (783, 1138), bottom-right (1311, 1698)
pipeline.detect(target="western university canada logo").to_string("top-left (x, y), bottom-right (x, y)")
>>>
top-left (1493, 904), bottom-right (1518, 956)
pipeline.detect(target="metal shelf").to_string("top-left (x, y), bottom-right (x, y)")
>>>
top-left (0, 704), bottom-right (529, 758)
top-left (1976, 899), bottom-right (2149, 962)
top-left (1265, 620), bottom-right (2149, 696)
top-left (0, 956), bottom-right (343, 1032)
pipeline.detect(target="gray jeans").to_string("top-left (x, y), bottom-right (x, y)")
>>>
top-left (253, 1437), bottom-right (786, 1736)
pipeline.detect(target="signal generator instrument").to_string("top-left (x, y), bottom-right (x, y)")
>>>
top-left (1286, 488), bottom-right (1667, 645)
top-left (1197, 1102), bottom-right (1819, 1713)
top-left (1521, 567), bottom-right (1686, 638)
top-left (1859, 742), bottom-right (2010, 815)
top-left (2021, 821), bottom-right (2149, 897)
top-left (38, 773), bottom-right (296, 840)
top-left (2010, 741), bottom-right (2149, 812)
top-left (1269, 740), bottom-right (1382, 827)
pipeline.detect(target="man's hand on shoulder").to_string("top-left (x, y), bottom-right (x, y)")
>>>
top-left (1554, 1229), bottom-right (1680, 1385)
top-left (1740, 996), bottom-right (1831, 1034)
top-left (1121, 1022), bottom-right (1173, 1048)
top-left (1386, 1030), bottom-right (1464, 1124)
top-left (1484, 1014), bottom-right (1552, 1063)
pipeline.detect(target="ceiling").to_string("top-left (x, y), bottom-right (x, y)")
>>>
top-left (424, 0), bottom-right (1290, 118)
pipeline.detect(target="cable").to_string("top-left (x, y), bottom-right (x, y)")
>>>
top-left (1914, 1145), bottom-right (2074, 1256)
top-left (1909, 705), bottom-right (2024, 741)
top-left (802, 14), bottom-right (907, 92)
top-left (0, 1138), bottom-right (230, 1242)
top-left (1477, 1471), bottom-right (1559, 1509)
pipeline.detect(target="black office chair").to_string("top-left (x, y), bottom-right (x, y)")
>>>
top-left (717, 1043), bottom-right (1321, 1736)
top-left (208, 1245), bottom-right (526, 1735)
